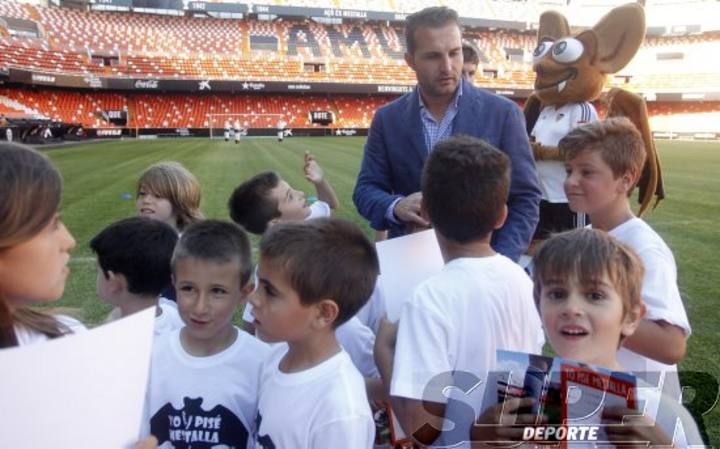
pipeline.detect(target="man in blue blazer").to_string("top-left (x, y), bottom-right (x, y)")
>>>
top-left (352, 7), bottom-right (540, 261)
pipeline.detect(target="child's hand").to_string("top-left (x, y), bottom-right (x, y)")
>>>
top-left (470, 397), bottom-right (545, 445)
top-left (134, 436), bottom-right (158, 449)
top-left (602, 406), bottom-right (673, 448)
top-left (304, 151), bottom-right (324, 184)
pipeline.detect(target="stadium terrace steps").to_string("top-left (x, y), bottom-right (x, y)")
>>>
top-left (0, 95), bottom-right (48, 119)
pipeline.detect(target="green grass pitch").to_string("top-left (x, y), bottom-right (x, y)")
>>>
top-left (45, 137), bottom-right (720, 446)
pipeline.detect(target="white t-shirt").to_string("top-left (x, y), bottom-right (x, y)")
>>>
top-left (531, 102), bottom-right (598, 202)
top-left (355, 278), bottom-right (386, 335)
top-left (144, 327), bottom-right (271, 449)
top-left (391, 255), bottom-right (544, 448)
top-left (14, 315), bottom-right (86, 346)
top-left (306, 200), bottom-right (331, 220)
top-left (254, 346), bottom-right (374, 449)
top-left (154, 302), bottom-right (184, 336)
top-left (636, 379), bottom-right (704, 449)
top-left (607, 218), bottom-right (691, 399)
top-left (335, 316), bottom-right (379, 378)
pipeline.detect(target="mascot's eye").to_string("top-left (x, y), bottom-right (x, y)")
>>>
top-left (551, 38), bottom-right (584, 64)
top-left (532, 41), bottom-right (552, 62)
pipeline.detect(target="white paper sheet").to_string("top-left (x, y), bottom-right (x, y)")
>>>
top-left (376, 229), bottom-right (444, 322)
top-left (0, 307), bottom-right (156, 449)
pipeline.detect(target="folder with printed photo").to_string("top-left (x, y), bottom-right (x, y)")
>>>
top-left (483, 350), bottom-right (638, 448)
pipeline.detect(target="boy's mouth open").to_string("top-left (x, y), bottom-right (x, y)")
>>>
top-left (559, 325), bottom-right (589, 338)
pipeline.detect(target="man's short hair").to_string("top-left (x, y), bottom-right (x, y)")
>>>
top-left (422, 135), bottom-right (510, 243)
top-left (90, 217), bottom-right (178, 296)
top-left (259, 218), bottom-right (379, 328)
top-left (228, 171), bottom-right (281, 235)
top-left (533, 228), bottom-right (644, 319)
top-left (462, 41), bottom-right (480, 64)
top-left (559, 117), bottom-right (646, 182)
top-left (405, 6), bottom-right (460, 55)
top-left (172, 220), bottom-right (253, 287)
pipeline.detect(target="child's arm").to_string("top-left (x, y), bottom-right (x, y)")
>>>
top-left (391, 396), bottom-right (446, 446)
top-left (622, 319), bottom-right (687, 365)
top-left (134, 437), bottom-right (158, 449)
top-left (304, 151), bottom-right (339, 210)
top-left (374, 318), bottom-right (444, 445)
top-left (365, 377), bottom-right (388, 408)
top-left (373, 318), bottom-right (397, 394)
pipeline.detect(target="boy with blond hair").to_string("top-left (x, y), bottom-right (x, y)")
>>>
top-left (560, 117), bottom-right (690, 400)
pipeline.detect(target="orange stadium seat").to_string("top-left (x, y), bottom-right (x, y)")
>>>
top-left (1, 1), bottom-right (719, 131)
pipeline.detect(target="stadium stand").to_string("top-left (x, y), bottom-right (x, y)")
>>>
top-left (0, 88), bottom-right (394, 129)
top-left (0, 0), bottom-right (718, 135)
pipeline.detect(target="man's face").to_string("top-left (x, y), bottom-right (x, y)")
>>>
top-left (405, 22), bottom-right (463, 99)
top-left (462, 62), bottom-right (478, 83)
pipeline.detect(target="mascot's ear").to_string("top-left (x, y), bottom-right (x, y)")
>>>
top-left (537, 10), bottom-right (570, 42)
top-left (586, 3), bottom-right (646, 74)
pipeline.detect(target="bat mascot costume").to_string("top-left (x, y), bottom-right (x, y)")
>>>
top-left (525, 2), bottom-right (664, 244)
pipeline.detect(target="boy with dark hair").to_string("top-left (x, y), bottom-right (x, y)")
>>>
top-left (229, 151), bottom-right (338, 235)
top-left (461, 41), bottom-right (480, 82)
top-left (249, 218), bottom-right (379, 449)
top-left (90, 216), bottom-right (182, 334)
top-left (229, 153), bottom-right (381, 382)
top-left (143, 220), bottom-right (270, 449)
top-left (388, 135), bottom-right (543, 448)
top-left (560, 116), bottom-right (690, 410)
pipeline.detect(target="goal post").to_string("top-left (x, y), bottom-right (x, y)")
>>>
top-left (206, 113), bottom-right (287, 139)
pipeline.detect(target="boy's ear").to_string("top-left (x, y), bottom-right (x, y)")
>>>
top-left (618, 169), bottom-right (640, 195)
top-left (107, 271), bottom-right (127, 294)
top-left (240, 281), bottom-right (255, 299)
top-left (312, 299), bottom-right (339, 330)
top-left (493, 204), bottom-right (509, 230)
top-left (621, 303), bottom-right (646, 338)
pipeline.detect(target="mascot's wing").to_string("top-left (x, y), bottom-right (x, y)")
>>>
top-left (606, 88), bottom-right (665, 215)
top-left (524, 93), bottom-right (543, 135)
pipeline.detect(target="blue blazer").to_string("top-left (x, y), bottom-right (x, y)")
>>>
top-left (353, 79), bottom-right (541, 261)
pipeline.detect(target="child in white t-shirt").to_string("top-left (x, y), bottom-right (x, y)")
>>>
top-left (388, 136), bottom-right (544, 448)
top-left (229, 153), bottom-right (381, 382)
top-left (228, 151), bottom-right (338, 235)
top-left (472, 229), bottom-right (703, 448)
top-left (0, 143), bottom-right (82, 348)
top-left (249, 218), bottom-right (379, 449)
top-left (232, 176), bottom-right (381, 392)
top-left (143, 220), bottom-right (270, 448)
top-left (90, 217), bottom-right (183, 335)
top-left (560, 117), bottom-right (690, 400)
